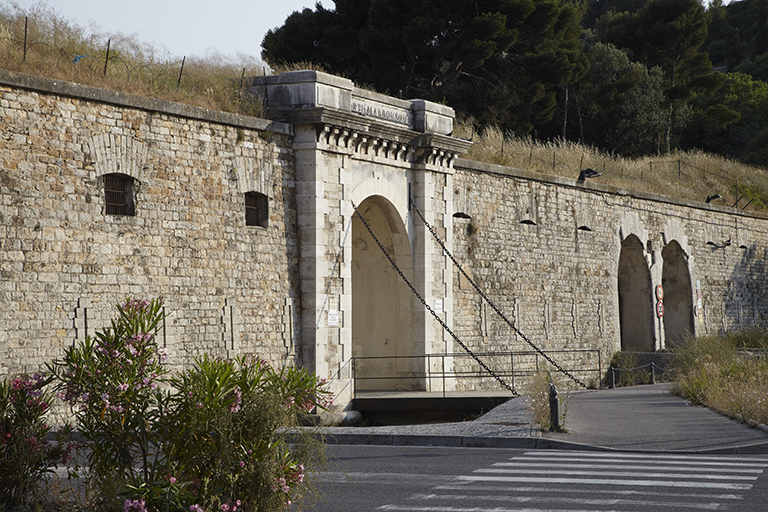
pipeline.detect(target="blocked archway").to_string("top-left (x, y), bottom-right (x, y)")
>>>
top-left (662, 241), bottom-right (694, 347)
top-left (351, 196), bottom-right (416, 391)
top-left (618, 235), bottom-right (655, 351)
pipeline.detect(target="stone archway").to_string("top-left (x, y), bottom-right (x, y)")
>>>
top-left (618, 235), bottom-right (655, 351)
top-left (351, 195), bottom-right (416, 391)
top-left (662, 241), bottom-right (694, 347)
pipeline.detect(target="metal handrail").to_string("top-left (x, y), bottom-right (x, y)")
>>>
top-left (337, 349), bottom-right (601, 398)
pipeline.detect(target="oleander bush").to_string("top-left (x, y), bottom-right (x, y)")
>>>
top-left (3, 298), bottom-right (334, 512)
top-left (0, 374), bottom-right (73, 510)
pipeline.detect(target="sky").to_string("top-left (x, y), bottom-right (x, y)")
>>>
top-left (9, 0), bottom-right (332, 61)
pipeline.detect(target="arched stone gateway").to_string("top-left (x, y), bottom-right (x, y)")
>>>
top-left (618, 235), bottom-right (655, 351)
top-left (253, 70), bottom-right (471, 402)
top-left (662, 241), bottom-right (694, 347)
top-left (351, 196), bottom-right (417, 390)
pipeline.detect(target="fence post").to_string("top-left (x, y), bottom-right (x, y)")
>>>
top-left (549, 381), bottom-right (561, 432)
top-left (609, 366), bottom-right (615, 389)
top-left (23, 17), bottom-right (28, 63)
top-left (650, 362), bottom-right (656, 384)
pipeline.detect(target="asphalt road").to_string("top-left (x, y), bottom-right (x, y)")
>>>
top-left (304, 444), bottom-right (768, 512)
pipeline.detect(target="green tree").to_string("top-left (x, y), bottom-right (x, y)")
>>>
top-left (262, 0), bottom-right (588, 134)
top-left (682, 72), bottom-right (768, 163)
top-left (597, 0), bottom-right (722, 152)
top-left (574, 43), bottom-right (667, 155)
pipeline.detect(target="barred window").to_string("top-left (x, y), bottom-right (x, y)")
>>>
top-left (245, 192), bottom-right (268, 228)
top-left (104, 174), bottom-right (135, 216)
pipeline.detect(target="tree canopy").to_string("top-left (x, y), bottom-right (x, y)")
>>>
top-left (262, 0), bottom-right (588, 134)
top-left (262, 0), bottom-right (768, 165)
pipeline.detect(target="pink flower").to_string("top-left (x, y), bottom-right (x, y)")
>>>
top-left (170, 476), bottom-right (177, 484)
top-left (221, 505), bottom-right (229, 512)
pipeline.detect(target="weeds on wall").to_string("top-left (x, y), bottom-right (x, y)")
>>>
top-left (1, 298), bottom-right (330, 512)
top-left (671, 329), bottom-right (768, 427)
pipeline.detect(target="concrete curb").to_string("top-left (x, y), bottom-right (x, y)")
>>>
top-left (290, 432), bottom-right (768, 455)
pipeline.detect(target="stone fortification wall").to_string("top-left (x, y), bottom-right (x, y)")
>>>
top-left (452, 159), bottom-right (768, 388)
top-left (4, 67), bottom-right (768, 398)
top-left (0, 71), bottom-right (299, 377)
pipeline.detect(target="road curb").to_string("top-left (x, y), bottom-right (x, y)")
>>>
top-left (291, 432), bottom-right (768, 454)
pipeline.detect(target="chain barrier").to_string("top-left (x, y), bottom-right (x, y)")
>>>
top-left (351, 201), bottom-right (518, 396)
top-left (410, 198), bottom-right (589, 389)
top-left (608, 362), bottom-right (673, 388)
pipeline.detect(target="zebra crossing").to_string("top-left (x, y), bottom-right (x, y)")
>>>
top-left (376, 450), bottom-right (768, 511)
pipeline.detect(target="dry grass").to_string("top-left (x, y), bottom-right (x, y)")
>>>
top-left (671, 330), bottom-right (768, 426)
top-left (456, 122), bottom-right (768, 213)
top-left (0, 2), bottom-right (267, 116)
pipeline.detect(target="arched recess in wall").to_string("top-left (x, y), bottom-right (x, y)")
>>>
top-left (618, 234), bottom-right (655, 352)
top-left (351, 195), bottom-right (416, 391)
top-left (662, 241), bottom-right (694, 347)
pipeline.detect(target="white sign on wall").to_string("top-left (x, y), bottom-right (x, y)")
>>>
top-left (327, 309), bottom-right (339, 326)
top-left (434, 299), bottom-right (444, 314)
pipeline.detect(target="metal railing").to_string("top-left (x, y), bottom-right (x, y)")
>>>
top-left (330, 349), bottom-right (601, 399)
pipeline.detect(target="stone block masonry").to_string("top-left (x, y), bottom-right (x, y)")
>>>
top-left (451, 159), bottom-right (768, 388)
top-left (3, 68), bottom-right (768, 402)
top-left (0, 70), bottom-right (299, 376)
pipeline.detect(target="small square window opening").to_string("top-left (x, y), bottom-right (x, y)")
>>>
top-left (245, 192), bottom-right (269, 228)
top-left (104, 174), bottom-right (135, 216)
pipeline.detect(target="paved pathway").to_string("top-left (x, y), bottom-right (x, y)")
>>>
top-left (547, 382), bottom-right (768, 452)
top-left (315, 383), bottom-right (768, 453)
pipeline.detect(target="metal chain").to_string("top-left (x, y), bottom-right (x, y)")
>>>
top-left (351, 201), bottom-right (518, 396)
top-left (410, 198), bottom-right (588, 389)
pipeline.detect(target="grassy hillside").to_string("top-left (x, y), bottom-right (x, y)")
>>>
top-left (456, 123), bottom-right (768, 212)
top-left (2, 3), bottom-right (767, 213)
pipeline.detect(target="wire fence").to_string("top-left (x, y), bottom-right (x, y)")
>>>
top-left (529, 151), bottom-right (740, 195)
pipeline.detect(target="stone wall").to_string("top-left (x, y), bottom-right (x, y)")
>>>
top-left (451, 159), bottom-right (768, 388)
top-left (3, 68), bottom-right (768, 399)
top-left (0, 70), bottom-right (299, 377)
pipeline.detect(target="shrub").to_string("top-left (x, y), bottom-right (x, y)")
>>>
top-left (606, 352), bottom-right (651, 387)
top-left (0, 373), bottom-right (72, 510)
top-left (49, 299), bottom-right (330, 512)
top-left (523, 371), bottom-right (569, 431)
top-left (671, 331), bottom-right (768, 425)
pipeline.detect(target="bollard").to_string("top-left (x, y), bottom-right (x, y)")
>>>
top-left (549, 381), bottom-right (561, 432)
top-left (609, 367), bottom-right (615, 389)
top-left (650, 362), bottom-right (656, 384)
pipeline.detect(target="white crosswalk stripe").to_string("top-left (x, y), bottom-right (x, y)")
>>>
top-left (377, 450), bottom-right (768, 511)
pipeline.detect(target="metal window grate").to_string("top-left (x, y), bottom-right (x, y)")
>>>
top-left (104, 174), bottom-right (134, 216)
